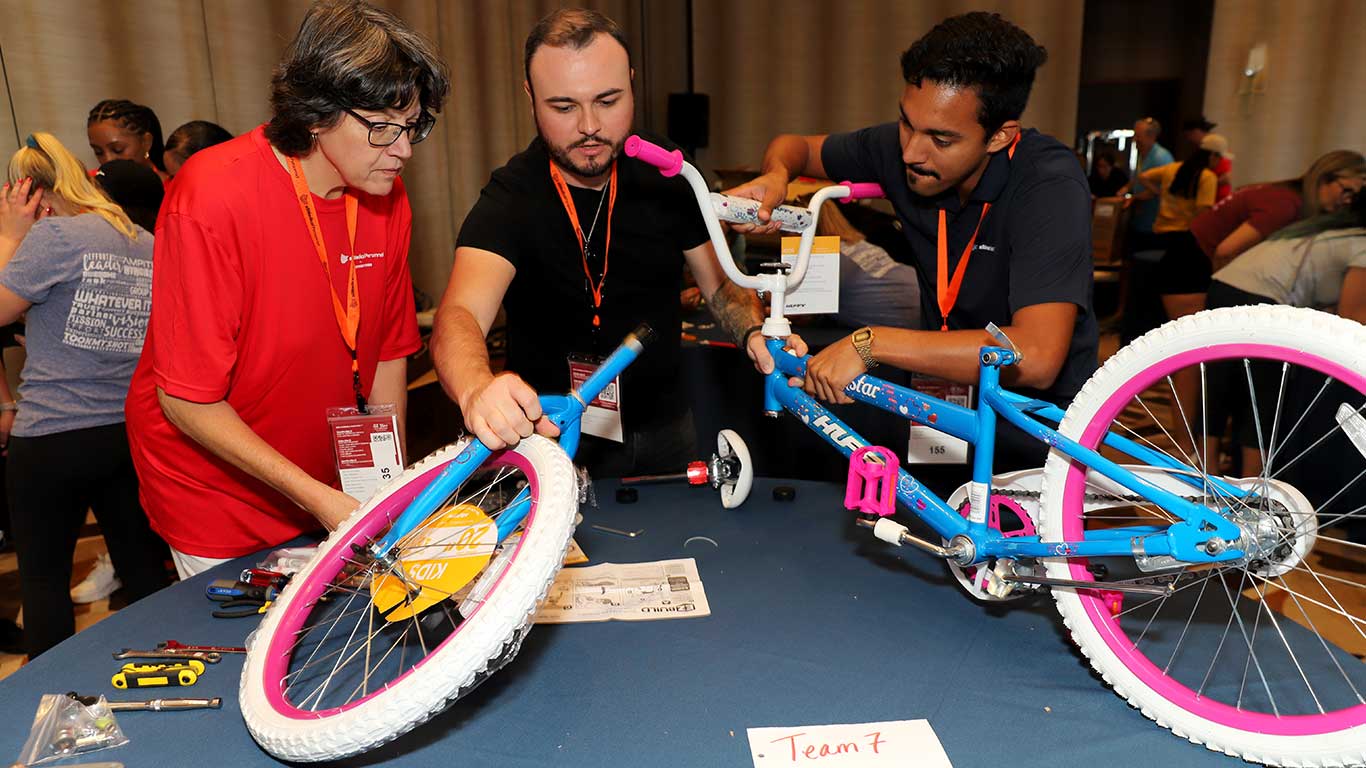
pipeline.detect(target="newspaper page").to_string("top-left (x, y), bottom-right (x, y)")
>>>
top-left (533, 557), bottom-right (710, 623)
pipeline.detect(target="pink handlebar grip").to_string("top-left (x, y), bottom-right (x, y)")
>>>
top-left (624, 135), bottom-right (684, 177)
top-left (838, 181), bottom-right (886, 203)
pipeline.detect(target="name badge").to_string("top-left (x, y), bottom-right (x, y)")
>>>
top-left (568, 356), bottom-right (623, 443)
top-left (328, 404), bottom-right (403, 503)
top-left (906, 376), bottom-right (970, 464)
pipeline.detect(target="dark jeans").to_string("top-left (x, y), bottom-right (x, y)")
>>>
top-left (8, 422), bottom-right (170, 657)
top-left (574, 409), bottom-right (698, 478)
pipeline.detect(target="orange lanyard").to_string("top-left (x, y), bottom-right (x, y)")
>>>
top-left (286, 155), bottom-right (366, 409)
top-left (549, 160), bottom-right (617, 328)
top-left (935, 135), bottom-right (1019, 331)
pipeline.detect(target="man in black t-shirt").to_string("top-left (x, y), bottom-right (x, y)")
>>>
top-left (433, 8), bottom-right (803, 477)
top-left (729, 12), bottom-right (1097, 470)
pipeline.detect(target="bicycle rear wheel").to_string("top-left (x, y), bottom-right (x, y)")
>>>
top-left (1041, 306), bottom-right (1366, 766)
top-left (240, 435), bottom-right (578, 762)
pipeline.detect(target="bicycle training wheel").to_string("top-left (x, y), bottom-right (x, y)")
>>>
top-left (1040, 306), bottom-right (1366, 766)
top-left (240, 435), bottom-right (578, 762)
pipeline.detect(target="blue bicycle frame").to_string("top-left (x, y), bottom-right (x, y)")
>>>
top-left (766, 338), bottom-right (1251, 566)
top-left (366, 328), bottom-right (650, 560)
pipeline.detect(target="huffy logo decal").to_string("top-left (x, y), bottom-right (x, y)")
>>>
top-left (811, 415), bottom-right (863, 451)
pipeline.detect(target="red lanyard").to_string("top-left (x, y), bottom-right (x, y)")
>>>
top-left (935, 135), bottom-right (1019, 331)
top-left (549, 160), bottom-right (617, 328)
top-left (285, 155), bottom-right (365, 409)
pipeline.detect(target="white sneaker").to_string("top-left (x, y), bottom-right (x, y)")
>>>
top-left (71, 553), bottom-right (121, 604)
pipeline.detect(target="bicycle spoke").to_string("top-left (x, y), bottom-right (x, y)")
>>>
top-left (1242, 576), bottom-right (1326, 714)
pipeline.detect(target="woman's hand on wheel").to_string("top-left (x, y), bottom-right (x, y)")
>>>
top-left (311, 486), bottom-right (360, 531)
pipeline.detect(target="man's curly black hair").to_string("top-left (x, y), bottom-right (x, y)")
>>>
top-left (900, 12), bottom-right (1047, 137)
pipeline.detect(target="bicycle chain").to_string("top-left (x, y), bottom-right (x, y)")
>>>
top-left (991, 487), bottom-right (1210, 506)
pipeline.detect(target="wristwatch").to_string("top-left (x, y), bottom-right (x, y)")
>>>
top-left (851, 327), bottom-right (877, 370)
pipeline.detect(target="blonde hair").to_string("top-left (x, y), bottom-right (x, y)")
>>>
top-left (1298, 149), bottom-right (1366, 219)
top-left (6, 132), bottom-right (139, 240)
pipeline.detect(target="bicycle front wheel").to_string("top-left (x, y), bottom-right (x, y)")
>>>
top-left (1041, 306), bottom-right (1366, 766)
top-left (240, 435), bottom-right (579, 762)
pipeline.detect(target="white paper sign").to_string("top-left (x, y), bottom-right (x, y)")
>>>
top-left (782, 235), bottom-right (840, 315)
top-left (747, 720), bottom-right (953, 767)
top-left (906, 376), bottom-right (970, 464)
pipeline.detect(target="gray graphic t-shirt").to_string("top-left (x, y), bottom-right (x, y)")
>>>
top-left (0, 213), bottom-right (153, 437)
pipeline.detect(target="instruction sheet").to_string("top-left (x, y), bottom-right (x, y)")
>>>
top-left (533, 557), bottom-right (711, 623)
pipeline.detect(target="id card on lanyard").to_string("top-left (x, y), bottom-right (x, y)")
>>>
top-left (908, 136), bottom-right (1018, 464)
top-left (286, 156), bottom-right (402, 494)
top-left (551, 159), bottom-right (625, 442)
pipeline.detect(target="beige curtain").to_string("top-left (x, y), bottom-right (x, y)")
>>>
top-left (0, 0), bottom-right (1083, 299)
top-left (691, 0), bottom-right (1085, 171)
top-left (0, 0), bottom-right (641, 301)
top-left (1203, 0), bottom-right (1366, 185)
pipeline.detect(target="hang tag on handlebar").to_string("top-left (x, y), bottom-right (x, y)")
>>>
top-left (780, 236), bottom-right (840, 315)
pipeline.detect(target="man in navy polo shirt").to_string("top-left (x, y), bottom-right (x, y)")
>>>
top-left (729, 11), bottom-right (1097, 470)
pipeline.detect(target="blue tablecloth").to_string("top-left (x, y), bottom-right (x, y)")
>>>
top-left (0, 478), bottom-right (1247, 767)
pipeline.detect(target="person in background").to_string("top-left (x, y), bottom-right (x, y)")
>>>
top-left (62, 158), bottom-right (169, 606)
top-left (124, 0), bottom-right (449, 578)
top-left (95, 160), bottom-right (165, 233)
top-left (1203, 192), bottom-right (1366, 479)
top-left (1146, 134), bottom-right (1230, 320)
top-left (0, 133), bottom-right (169, 658)
top-left (1088, 147), bottom-right (1129, 198)
top-left (1182, 116), bottom-right (1233, 200)
top-left (162, 121), bottom-right (234, 179)
top-left (1120, 117), bottom-right (1174, 251)
top-left (87, 99), bottom-right (168, 184)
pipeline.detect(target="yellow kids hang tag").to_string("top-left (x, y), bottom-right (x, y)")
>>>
top-left (370, 503), bottom-right (498, 622)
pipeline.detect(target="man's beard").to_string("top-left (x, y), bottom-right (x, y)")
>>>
top-left (542, 126), bottom-right (625, 180)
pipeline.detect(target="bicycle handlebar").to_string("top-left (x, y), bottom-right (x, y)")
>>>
top-left (624, 135), bottom-right (683, 177)
top-left (625, 133), bottom-right (884, 335)
top-left (839, 181), bottom-right (885, 202)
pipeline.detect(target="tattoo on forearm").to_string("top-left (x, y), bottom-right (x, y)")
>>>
top-left (707, 282), bottom-right (764, 345)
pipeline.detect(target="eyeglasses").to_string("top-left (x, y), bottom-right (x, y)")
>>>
top-left (343, 108), bottom-right (436, 147)
top-left (1331, 176), bottom-right (1362, 204)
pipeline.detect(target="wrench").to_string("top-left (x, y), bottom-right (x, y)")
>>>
top-left (113, 648), bottom-right (222, 664)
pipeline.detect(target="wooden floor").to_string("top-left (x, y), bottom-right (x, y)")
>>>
top-left (0, 532), bottom-right (121, 679)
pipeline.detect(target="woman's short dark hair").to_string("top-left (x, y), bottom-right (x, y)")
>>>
top-left (87, 99), bottom-right (166, 172)
top-left (524, 8), bottom-right (631, 86)
top-left (166, 120), bottom-right (234, 158)
top-left (266, 0), bottom-right (450, 156)
top-left (899, 12), bottom-right (1047, 136)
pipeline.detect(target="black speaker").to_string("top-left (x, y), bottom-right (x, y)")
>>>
top-left (667, 92), bottom-right (709, 151)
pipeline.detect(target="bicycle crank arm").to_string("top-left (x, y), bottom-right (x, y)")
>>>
top-left (999, 574), bottom-right (1173, 595)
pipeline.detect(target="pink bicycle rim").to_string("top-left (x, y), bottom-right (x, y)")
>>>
top-left (261, 449), bottom-right (540, 719)
top-left (1065, 342), bottom-right (1366, 736)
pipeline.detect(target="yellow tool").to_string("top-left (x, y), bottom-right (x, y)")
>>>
top-left (111, 660), bottom-right (203, 689)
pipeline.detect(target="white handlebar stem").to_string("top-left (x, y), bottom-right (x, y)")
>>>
top-left (675, 161), bottom-right (853, 339)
